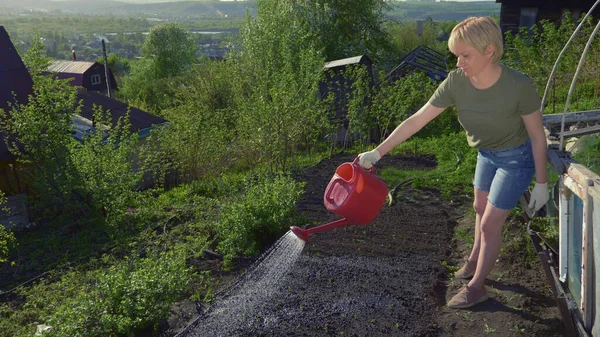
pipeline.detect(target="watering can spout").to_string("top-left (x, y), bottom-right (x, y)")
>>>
top-left (290, 226), bottom-right (310, 242)
top-left (290, 218), bottom-right (353, 242)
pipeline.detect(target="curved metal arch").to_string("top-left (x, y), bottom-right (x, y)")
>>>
top-left (538, 0), bottom-right (600, 151)
top-left (560, 18), bottom-right (600, 151)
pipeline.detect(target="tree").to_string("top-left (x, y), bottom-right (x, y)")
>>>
top-left (120, 23), bottom-right (196, 112)
top-left (233, 0), bottom-right (327, 171)
top-left (302, 0), bottom-right (392, 63)
top-left (22, 30), bottom-right (51, 76)
top-left (141, 22), bottom-right (197, 79)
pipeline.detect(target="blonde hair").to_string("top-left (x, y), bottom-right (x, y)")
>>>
top-left (448, 17), bottom-right (503, 63)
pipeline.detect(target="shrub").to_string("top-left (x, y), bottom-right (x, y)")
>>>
top-left (215, 174), bottom-right (305, 265)
top-left (25, 249), bottom-right (194, 337)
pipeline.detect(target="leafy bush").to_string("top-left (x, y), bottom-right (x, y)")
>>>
top-left (0, 75), bottom-right (84, 225)
top-left (0, 66), bottom-right (141, 229)
top-left (503, 15), bottom-right (600, 113)
top-left (17, 249), bottom-right (194, 337)
top-left (70, 105), bottom-right (141, 228)
top-left (371, 71), bottom-right (460, 143)
top-left (573, 134), bottom-right (600, 176)
top-left (215, 174), bottom-right (305, 266)
top-left (143, 59), bottom-right (237, 184)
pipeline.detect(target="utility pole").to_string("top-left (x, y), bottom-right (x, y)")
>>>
top-left (102, 39), bottom-right (113, 98)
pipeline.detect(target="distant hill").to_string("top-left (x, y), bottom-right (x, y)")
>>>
top-left (2, 0), bottom-right (257, 17)
top-left (2, 0), bottom-right (499, 21)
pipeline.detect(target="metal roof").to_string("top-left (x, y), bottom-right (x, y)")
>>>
top-left (77, 90), bottom-right (167, 136)
top-left (385, 45), bottom-right (448, 82)
top-left (48, 60), bottom-right (96, 74)
top-left (0, 26), bottom-right (34, 162)
top-left (0, 26), bottom-right (33, 113)
top-left (324, 55), bottom-right (373, 70)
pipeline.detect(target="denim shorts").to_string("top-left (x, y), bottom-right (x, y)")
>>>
top-left (473, 139), bottom-right (535, 210)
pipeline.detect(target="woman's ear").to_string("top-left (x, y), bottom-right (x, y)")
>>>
top-left (486, 44), bottom-right (495, 59)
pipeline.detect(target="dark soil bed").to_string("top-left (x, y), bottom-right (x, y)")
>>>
top-left (173, 153), bottom-right (565, 337)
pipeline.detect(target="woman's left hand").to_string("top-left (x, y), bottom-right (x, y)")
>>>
top-left (528, 182), bottom-right (549, 212)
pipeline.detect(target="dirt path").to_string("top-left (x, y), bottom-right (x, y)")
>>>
top-left (175, 153), bottom-right (565, 337)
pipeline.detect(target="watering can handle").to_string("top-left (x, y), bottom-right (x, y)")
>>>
top-left (353, 156), bottom-right (375, 173)
top-left (325, 178), bottom-right (341, 201)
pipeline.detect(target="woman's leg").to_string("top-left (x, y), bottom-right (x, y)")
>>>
top-left (468, 201), bottom-right (511, 290)
top-left (448, 201), bottom-right (510, 308)
top-left (468, 187), bottom-right (490, 264)
top-left (455, 186), bottom-right (490, 278)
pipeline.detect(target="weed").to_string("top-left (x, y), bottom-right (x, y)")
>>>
top-left (441, 260), bottom-right (459, 274)
top-left (513, 325), bottom-right (526, 333)
top-left (484, 323), bottom-right (496, 333)
top-left (454, 228), bottom-right (474, 246)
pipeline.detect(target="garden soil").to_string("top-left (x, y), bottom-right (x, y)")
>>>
top-left (168, 153), bottom-right (565, 337)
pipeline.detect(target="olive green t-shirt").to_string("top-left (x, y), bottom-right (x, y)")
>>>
top-left (428, 64), bottom-right (541, 150)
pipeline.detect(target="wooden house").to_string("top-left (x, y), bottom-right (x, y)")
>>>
top-left (0, 26), bottom-right (34, 196)
top-left (47, 60), bottom-right (118, 95)
top-left (320, 54), bottom-right (375, 106)
top-left (319, 54), bottom-right (375, 143)
top-left (496, 0), bottom-right (600, 36)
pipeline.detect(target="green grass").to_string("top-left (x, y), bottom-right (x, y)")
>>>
top-left (378, 132), bottom-right (477, 201)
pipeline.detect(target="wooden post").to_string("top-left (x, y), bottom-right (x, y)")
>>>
top-left (102, 39), bottom-right (113, 98)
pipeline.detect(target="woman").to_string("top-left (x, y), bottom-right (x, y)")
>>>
top-left (358, 16), bottom-right (549, 309)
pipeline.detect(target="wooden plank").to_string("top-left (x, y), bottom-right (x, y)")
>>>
top-left (583, 183), bottom-right (593, 329)
top-left (567, 163), bottom-right (600, 190)
top-left (559, 176), bottom-right (571, 283)
top-left (542, 110), bottom-right (600, 125)
top-left (592, 195), bottom-right (600, 337)
top-left (590, 184), bottom-right (600, 201)
top-left (561, 124), bottom-right (600, 138)
top-left (564, 175), bottom-right (586, 200)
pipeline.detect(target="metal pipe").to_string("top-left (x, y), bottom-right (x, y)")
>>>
top-left (559, 18), bottom-right (600, 151)
top-left (540, 0), bottom-right (600, 114)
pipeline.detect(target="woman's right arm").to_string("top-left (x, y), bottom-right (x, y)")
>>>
top-left (375, 102), bottom-right (446, 156)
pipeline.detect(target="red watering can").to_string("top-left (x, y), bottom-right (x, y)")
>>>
top-left (290, 157), bottom-right (388, 242)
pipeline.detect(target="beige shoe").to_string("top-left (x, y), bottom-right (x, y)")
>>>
top-left (454, 261), bottom-right (475, 279)
top-left (447, 285), bottom-right (489, 309)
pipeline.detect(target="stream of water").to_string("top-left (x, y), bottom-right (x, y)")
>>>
top-left (183, 230), bottom-right (306, 337)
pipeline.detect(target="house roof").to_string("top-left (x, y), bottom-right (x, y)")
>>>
top-left (77, 90), bottom-right (167, 137)
top-left (0, 26), bottom-right (33, 113)
top-left (324, 55), bottom-right (373, 70)
top-left (48, 60), bottom-right (96, 74)
top-left (0, 26), bottom-right (34, 162)
top-left (385, 45), bottom-right (447, 82)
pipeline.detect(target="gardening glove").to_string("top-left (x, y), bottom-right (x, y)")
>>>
top-left (358, 149), bottom-right (381, 169)
top-left (528, 182), bottom-right (549, 213)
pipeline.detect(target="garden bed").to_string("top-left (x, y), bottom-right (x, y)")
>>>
top-left (172, 153), bottom-right (565, 337)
